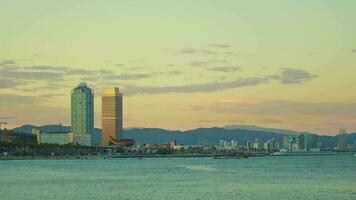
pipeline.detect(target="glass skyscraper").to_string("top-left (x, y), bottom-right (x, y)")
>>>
top-left (71, 83), bottom-right (94, 146)
top-left (101, 87), bottom-right (123, 147)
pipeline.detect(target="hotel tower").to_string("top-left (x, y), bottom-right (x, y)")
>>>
top-left (101, 87), bottom-right (123, 146)
top-left (71, 83), bottom-right (94, 146)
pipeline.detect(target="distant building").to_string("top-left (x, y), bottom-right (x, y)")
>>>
top-left (246, 140), bottom-right (253, 151)
top-left (338, 128), bottom-right (348, 151)
top-left (144, 141), bottom-right (176, 149)
top-left (253, 139), bottom-right (262, 150)
top-left (295, 134), bottom-right (305, 151)
top-left (102, 87), bottom-right (123, 147)
top-left (33, 129), bottom-right (73, 145)
top-left (216, 140), bottom-right (238, 150)
top-left (304, 133), bottom-right (317, 151)
top-left (282, 135), bottom-right (289, 150)
top-left (73, 134), bottom-right (92, 146)
top-left (264, 138), bottom-right (277, 152)
top-left (71, 83), bottom-right (94, 146)
top-left (230, 140), bottom-right (238, 150)
top-left (281, 134), bottom-right (317, 152)
top-left (218, 140), bottom-right (227, 149)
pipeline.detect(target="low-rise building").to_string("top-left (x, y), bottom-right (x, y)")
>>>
top-left (73, 134), bottom-right (92, 146)
top-left (33, 129), bottom-right (73, 145)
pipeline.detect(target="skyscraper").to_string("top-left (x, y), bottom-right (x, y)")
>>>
top-left (71, 83), bottom-right (94, 146)
top-left (101, 87), bottom-right (123, 147)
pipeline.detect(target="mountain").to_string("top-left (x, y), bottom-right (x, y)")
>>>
top-left (13, 124), bottom-right (70, 133)
top-left (223, 125), bottom-right (311, 135)
top-left (13, 124), bottom-right (101, 135)
top-left (11, 124), bottom-right (356, 148)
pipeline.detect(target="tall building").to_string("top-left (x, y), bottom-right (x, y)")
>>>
top-left (296, 134), bottom-right (305, 150)
top-left (246, 140), bottom-right (253, 151)
top-left (338, 128), bottom-right (348, 151)
top-left (264, 138), bottom-right (277, 152)
top-left (102, 87), bottom-right (123, 147)
top-left (71, 83), bottom-right (94, 146)
top-left (253, 138), bottom-right (262, 150)
top-left (304, 133), bottom-right (317, 151)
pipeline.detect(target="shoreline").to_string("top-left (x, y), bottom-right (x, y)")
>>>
top-left (1, 152), bottom-right (354, 160)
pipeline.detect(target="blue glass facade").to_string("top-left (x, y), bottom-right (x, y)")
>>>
top-left (71, 83), bottom-right (94, 146)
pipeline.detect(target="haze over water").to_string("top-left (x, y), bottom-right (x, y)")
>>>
top-left (1, 156), bottom-right (355, 200)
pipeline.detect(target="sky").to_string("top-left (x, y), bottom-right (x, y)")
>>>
top-left (1, 0), bottom-right (356, 135)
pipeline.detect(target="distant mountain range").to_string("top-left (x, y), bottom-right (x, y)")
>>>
top-left (12, 124), bottom-right (356, 148)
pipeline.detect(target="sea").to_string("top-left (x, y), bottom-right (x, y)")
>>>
top-left (0, 155), bottom-right (355, 200)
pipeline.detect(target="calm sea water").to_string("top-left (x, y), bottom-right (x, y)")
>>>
top-left (0, 156), bottom-right (355, 200)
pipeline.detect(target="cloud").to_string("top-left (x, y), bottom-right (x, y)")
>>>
top-left (208, 66), bottom-right (241, 72)
top-left (103, 73), bottom-right (153, 80)
top-left (189, 61), bottom-right (209, 67)
top-left (177, 47), bottom-right (218, 55)
top-left (124, 77), bottom-right (268, 96)
top-left (0, 78), bottom-right (24, 89)
top-left (161, 70), bottom-right (182, 76)
top-left (0, 64), bottom-right (154, 91)
top-left (24, 65), bottom-right (94, 76)
top-left (175, 104), bottom-right (206, 111)
top-left (0, 94), bottom-right (38, 105)
top-left (271, 68), bottom-right (318, 84)
top-left (0, 59), bottom-right (16, 66)
top-left (208, 44), bottom-right (230, 48)
top-left (351, 49), bottom-right (356, 53)
top-left (38, 93), bottom-right (65, 99)
top-left (0, 66), bottom-right (63, 81)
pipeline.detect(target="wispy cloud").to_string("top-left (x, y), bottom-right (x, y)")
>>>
top-left (189, 61), bottom-right (209, 67)
top-left (0, 59), bottom-right (16, 66)
top-left (175, 104), bottom-right (206, 111)
top-left (124, 77), bottom-right (268, 96)
top-left (103, 73), bottom-right (153, 80)
top-left (0, 66), bottom-right (63, 81)
top-left (38, 93), bottom-right (65, 99)
top-left (271, 68), bottom-right (318, 84)
top-left (0, 94), bottom-right (38, 105)
top-left (0, 64), bottom-right (154, 91)
top-left (0, 78), bottom-right (24, 89)
top-left (208, 44), bottom-right (230, 48)
top-left (177, 47), bottom-right (218, 55)
top-left (208, 66), bottom-right (241, 72)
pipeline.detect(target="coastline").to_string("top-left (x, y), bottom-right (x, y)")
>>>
top-left (1, 152), bottom-right (354, 160)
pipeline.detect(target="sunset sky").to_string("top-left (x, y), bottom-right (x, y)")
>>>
top-left (1, 0), bottom-right (356, 135)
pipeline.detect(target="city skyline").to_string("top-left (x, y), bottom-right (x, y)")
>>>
top-left (1, 1), bottom-right (356, 134)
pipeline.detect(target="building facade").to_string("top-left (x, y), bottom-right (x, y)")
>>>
top-left (73, 134), bottom-right (92, 146)
top-left (33, 129), bottom-right (74, 145)
top-left (304, 133), bottom-right (317, 151)
top-left (102, 87), bottom-right (123, 147)
top-left (71, 83), bottom-right (94, 146)
top-left (338, 128), bottom-right (348, 151)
